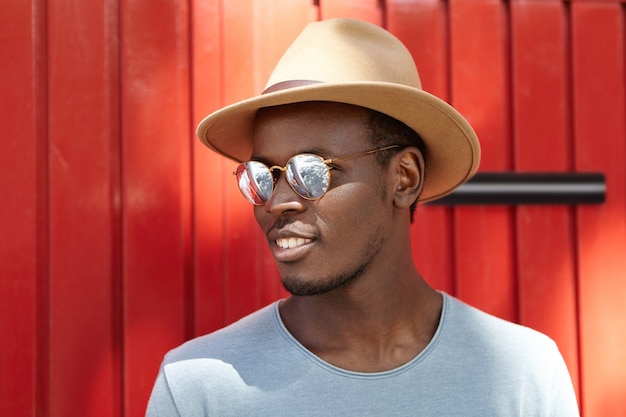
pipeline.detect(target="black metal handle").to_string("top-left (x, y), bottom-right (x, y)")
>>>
top-left (431, 172), bottom-right (606, 206)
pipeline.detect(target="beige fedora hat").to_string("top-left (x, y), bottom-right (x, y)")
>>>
top-left (197, 18), bottom-right (480, 203)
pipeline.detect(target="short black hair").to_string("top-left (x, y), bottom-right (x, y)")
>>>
top-left (365, 109), bottom-right (427, 223)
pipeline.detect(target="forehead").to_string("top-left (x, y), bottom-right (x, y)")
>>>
top-left (251, 102), bottom-right (371, 160)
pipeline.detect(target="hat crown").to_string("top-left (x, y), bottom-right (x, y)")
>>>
top-left (197, 18), bottom-right (480, 203)
top-left (265, 19), bottom-right (422, 91)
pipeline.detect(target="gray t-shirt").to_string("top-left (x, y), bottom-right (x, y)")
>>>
top-left (146, 293), bottom-right (579, 416)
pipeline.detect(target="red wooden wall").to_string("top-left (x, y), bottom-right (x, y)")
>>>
top-left (1, 0), bottom-right (625, 416)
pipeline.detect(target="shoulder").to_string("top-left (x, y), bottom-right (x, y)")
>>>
top-left (155, 301), bottom-right (290, 398)
top-left (147, 303), bottom-right (288, 416)
top-left (440, 293), bottom-right (561, 363)
top-left (432, 294), bottom-right (579, 415)
top-left (162, 301), bottom-right (281, 365)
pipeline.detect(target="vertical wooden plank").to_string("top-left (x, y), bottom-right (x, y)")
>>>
top-left (320, 0), bottom-right (382, 24)
top-left (572, 3), bottom-right (626, 416)
top-left (46, 0), bottom-right (121, 416)
top-left (0, 1), bottom-right (47, 416)
top-left (510, 0), bottom-right (580, 400)
top-left (120, 0), bottom-right (191, 415)
top-left (190, 0), bottom-right (226, 338)
top-left (449, 0), bottom-right (517, 321)
top-left (220, 0), bottom-right (266, 324)
top-left (387, 0), bottom-right (455, 294)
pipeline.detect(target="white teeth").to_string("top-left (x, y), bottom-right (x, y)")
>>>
top-left (276, 237), bottom-right (311, 249)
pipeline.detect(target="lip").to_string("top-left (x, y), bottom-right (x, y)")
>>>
top-left (268, 230), bottom-right (317, 263)
top-left (272, 239), bottom-right (315, 262)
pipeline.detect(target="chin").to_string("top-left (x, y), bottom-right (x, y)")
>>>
top-left (280, 275), bottom-right (330, 296)
top-left (280, 267), bottom-right (364, 297)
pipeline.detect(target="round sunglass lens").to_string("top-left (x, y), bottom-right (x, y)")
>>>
top-left (286, 154), bottom-right (330, 199)
top-left (236, 162), bottom-right (273, 204)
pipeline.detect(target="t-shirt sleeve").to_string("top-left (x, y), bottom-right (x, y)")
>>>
top-left (548, 345), bottom-right (580, 417)
top-left (145, 366), bottom-right (182, 417)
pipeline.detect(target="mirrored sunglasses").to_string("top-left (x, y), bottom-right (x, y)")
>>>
top-left (234, 144), bottom-right (400, 205)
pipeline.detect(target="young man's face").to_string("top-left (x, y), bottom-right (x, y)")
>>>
top-left (251, 102), bottom-right (396, 296)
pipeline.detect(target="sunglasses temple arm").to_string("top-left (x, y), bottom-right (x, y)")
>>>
top-left (325, 144), bottom-right (400, 164)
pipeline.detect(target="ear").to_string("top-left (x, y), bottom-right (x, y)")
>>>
top-left (392, 148), bottom-right (424, 210)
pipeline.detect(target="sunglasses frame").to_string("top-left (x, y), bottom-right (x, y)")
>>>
top-left (235, 144), bottom-right (400, 205)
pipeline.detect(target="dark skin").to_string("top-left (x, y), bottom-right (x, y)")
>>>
top-left (252, 101), bottom-right (442, 373)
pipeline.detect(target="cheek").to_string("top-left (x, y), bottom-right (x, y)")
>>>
top-left (330, 168), bottom-right (391, 212)
top-left (321, 181), bottom-right (388, 230)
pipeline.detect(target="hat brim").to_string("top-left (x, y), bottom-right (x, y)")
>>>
top-left (196, 82), bottom-right (480, 203)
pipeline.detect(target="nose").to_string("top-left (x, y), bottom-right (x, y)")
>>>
top-left (263, 173), bottom-right (306, 216)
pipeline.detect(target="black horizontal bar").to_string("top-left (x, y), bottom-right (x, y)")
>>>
top-left (430, 172), bottom-right (606, 206)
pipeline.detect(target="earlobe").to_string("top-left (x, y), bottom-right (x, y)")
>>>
top-left (392, 149), bottom-right (424, 209)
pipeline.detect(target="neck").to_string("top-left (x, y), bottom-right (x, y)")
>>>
top-left (278, 263), bottom-right (442, 373)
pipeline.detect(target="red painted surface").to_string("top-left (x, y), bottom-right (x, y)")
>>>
top-left (1, 1), bottom-right (625, 416)
top-left (510, 0), bottom-right (580, 399)
top-left (47, 1), bottom-right (121, 416)
top-left (572, 3), bottom-right (626, 416)
top-left (322, 0), bottom-right (382, 23)
top-left (0, 1), bottom-right (47, 416)
top-left (450, 0), bottom-right (517, 322)
top-left (191, 0), bottom-right (227, 340)
top-left (119, 1), bottom-right (192, 415)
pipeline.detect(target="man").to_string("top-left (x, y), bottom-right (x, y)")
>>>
top-left (147, 18), bottom-right (579, 416)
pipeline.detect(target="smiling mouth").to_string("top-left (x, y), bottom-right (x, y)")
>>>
top-left (276, 237), bottom-right (312, 249)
